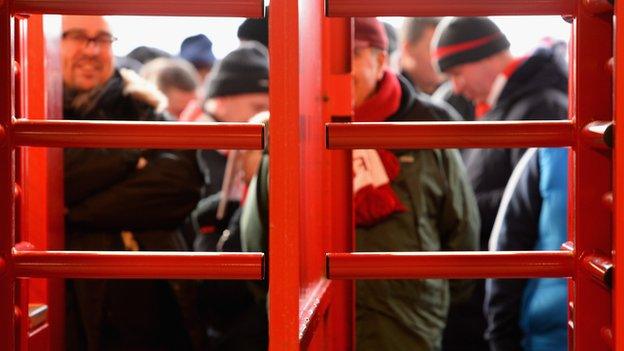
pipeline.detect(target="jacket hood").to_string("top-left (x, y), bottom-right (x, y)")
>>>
top-left (497, 41), bottom-right (568, 109)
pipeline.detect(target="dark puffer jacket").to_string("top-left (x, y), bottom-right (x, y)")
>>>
top-left (64, 69), bottom-right (206, 351)
top-left (463, 42), bottom-right (568, 251)
top-left (445, 42), bottom-right (568, 351)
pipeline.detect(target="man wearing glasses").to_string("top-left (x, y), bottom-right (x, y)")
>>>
top-left (62, 16), bottom-right (207, 350)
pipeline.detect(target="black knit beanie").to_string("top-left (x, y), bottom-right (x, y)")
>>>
top-left (237, 7), bottom-right (269, 48)
top-left (205, 41), bottom-right (269, 99)
top-left (433, 17), bottom-right (510, 72)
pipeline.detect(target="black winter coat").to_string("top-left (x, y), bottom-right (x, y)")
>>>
top-left (463, 43), bottom-right (569, 251)
top-left (442, 43), bottom-right (569, 351)
top-left (64, 70), bottom-right (205, 351)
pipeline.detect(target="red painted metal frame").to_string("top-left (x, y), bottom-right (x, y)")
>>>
top-left (269, 0), bottom-right (304, 347)
top-left (12, 0), bottom-right (264, 17)
top-left (615, 0), bottom-right (624, 348)
top-left (11, 250), bottom-right (264, 280)
top-left (11, 119), bottom-right (265, 149)
top-left (24, 15), bottom-right (65, 351)
top-left (1, 2), bottom-right (16, 350)
top-left (326, 0), bottom-right (575, 17)
top-left (582, 121), bottom-right (613, 150)
top-left (327, 251), bottom-right (575, 279)
top-left (581, 253), bottom-right (613, 289)
top-left (299, 280), bottom-right (332, 346)
top-left (570, 3), bottom-right (613, 350)
top-left (13, 14), bottom-right (31, 351)
top-left (270, 0), bottom-right (354, 349)
top-left (326, 120), bottom-right (575, 149)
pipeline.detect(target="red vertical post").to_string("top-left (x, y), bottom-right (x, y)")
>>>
top-left (614, 0), bottom-right (624, 348)
top-left (39, 15), bottom-right (64, 351)
top-left (322, 17), bottom-right (353, 350)
top-left (14, 14), bottom-right (30, 351)
top-left (269, 0), bottom-right (304, 348)
top-left (0, 2), bottom-right (15, 351)
top-left (571, 4), bottom-right (613, 351)
top-left (270, 0), bottom-right (350, 348)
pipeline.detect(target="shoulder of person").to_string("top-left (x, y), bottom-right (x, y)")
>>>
top-left (118, 68), bottom-right (169, 115)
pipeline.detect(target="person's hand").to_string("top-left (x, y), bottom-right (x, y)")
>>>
top-left (136, 157), bottom-right (148, 170)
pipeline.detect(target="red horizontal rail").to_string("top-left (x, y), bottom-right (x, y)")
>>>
top-left (12, 250), bottom-right (264, 279)
top-left (326, 251), bottom-right (575, 279)
top-left (582, 121), bottom-right (613, 150)
top-left (326, 120), bottom-right (575, 149)
top-left (12, 0), bottom-right (264, 17)
top-left (581, 253), bottom-right (613, 288)
top-left (326, 0), bottom-right (575, 17)
top-left (11, 119), bottom-right (265, 149)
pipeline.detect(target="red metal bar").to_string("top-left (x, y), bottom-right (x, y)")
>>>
top-left (12, 250), bottom-right (264, 280)
top-left (299, 280), bottom-right (332, 346)
top-left (326, 120), bottom-right (575, 149)
top-left (571, 5), bottom-right (613, 350)
top-left (12, 0), bottom-right (264, 17)
top-left (269, 0), bottom-right (303, 348)
top-left (583, 0), bottom-right (613, 14)
top-left (322, 18), bottom-right (355, 351)
top-left (327, 251), bottom-right (575, 279)
top-left (326, 0), bottom-right (575, 17)
top-left (582, 121), bottom-right (613, 150)
top-left (615, 0), bottom-right (624, 347)
top-left (581, 253), bottom-right (613, 289)
top-left (0, 2), bottom-right (15, 350)
top-left (11, 119), bottom-right (265, 149)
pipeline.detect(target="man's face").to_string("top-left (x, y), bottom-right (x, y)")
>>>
top-left (61, 16), bottom-right (115, 91)
top-left (352, 47), bottom-right (387, 108)
top-left (204, 93), bottom-right (269, 122)
top-left (446, 59), bottom-right (498, 103)
top-left (402, 27), bottom-right (444, 94)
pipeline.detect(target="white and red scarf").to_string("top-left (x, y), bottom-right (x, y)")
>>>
top-left (353, 71), bottom-right (406, 227)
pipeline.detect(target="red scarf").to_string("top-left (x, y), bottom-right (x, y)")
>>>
top-left (353, 71), bottom-right (406, 227)
top-left (354, 70), bottom-right (402, 122)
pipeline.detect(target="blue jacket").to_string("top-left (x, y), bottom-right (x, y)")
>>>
top-left (486, 147), bottom-right (568, 351)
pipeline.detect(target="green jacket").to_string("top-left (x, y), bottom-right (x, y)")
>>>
top-left (240, 77), bottom-right (479, 350)
top-left (356, 147), bottom-right (479, 351)
top-left (354, 76), bottom-right (480, 351)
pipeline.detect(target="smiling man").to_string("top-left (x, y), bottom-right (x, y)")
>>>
top-left (62, 16), bottom-right (115, 91)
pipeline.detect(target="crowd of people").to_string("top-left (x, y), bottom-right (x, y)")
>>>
top-left (60, 13), bottom-right (569, 351)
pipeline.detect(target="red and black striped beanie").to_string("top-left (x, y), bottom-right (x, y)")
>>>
top-left (433, 17), bottom-right (510, 72)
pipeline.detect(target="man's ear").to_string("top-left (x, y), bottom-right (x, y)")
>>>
top-left (375, 49), bottom-right (388, 80)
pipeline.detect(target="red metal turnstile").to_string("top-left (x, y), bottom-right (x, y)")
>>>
top-left (0, 0), bottom-right (622, 350)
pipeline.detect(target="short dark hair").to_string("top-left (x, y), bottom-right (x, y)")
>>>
top-left (402, 17), bottom-right (441, 45)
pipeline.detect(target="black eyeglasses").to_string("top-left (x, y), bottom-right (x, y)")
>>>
top-left (62, 30), bottom-right (118, 47)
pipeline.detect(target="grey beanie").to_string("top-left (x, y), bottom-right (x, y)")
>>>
top-left (205, 41), bottom-right (269, 99)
